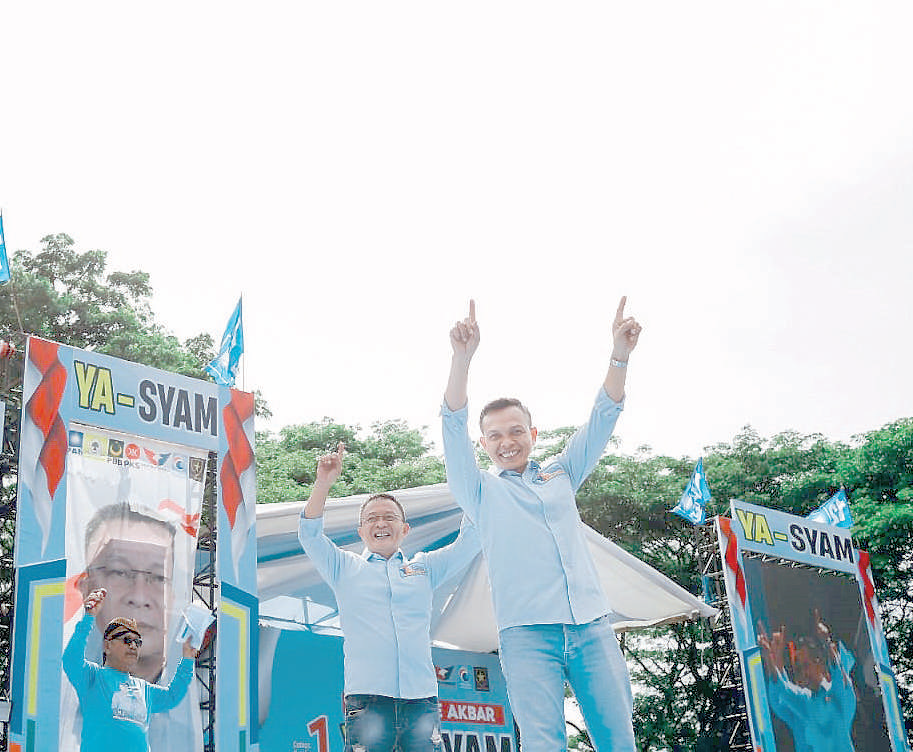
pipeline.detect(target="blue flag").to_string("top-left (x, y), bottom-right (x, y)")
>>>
top-left (205, 297), bottom-right (244, 386)
top-left (807, 489), bottom-right (853, 529)
top-left (0, 214), bottom-right (10, 284)
top-left (672, 458), bottom-right (712, 524)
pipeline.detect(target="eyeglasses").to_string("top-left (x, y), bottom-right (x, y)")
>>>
top-left (108, 634), bottom-right (143, 648)
top-left (362, 513), bottom-right (403, 525)
top-left (89, 566), bottom-right (170, 586)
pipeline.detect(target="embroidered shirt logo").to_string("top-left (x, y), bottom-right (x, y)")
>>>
top-left (400, 562), bottom-right (428, 577)
top-left (535, 467), bottom-right (566, 483)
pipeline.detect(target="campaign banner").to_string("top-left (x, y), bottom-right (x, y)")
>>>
top-left (9, 337), bottom-right (258, 752)
top-left (15, 338), bottom-right (222, 568)
top-left (433, 650), bottom-right (515, 752)
top-left (257, 628), bottom-right (516, 752)
top-left (727, 500), bottom-right (856, 573)
top-left (715, 500), bottom-right (910, 752)
top-left (215, 388), bottom-right (259, 751)
top-left (58, 425), bottom-right (207, 751)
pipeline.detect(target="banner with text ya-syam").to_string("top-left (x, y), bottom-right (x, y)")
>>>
top-left (716, 500), bottom-right (909, 752)
top-left (9, 337), bottom-right (258, 752)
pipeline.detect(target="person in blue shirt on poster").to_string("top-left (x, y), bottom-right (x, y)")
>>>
top-left (62, 588), bottom-right (198, 752)
top-left (297, 443), bottom-right (481, 752)
top-left (757, 611), bottom-right (858, 752)
top-left (441, 298), bottom-right (642, 752)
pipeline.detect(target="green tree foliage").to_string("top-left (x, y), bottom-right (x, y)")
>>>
top-left (839, 419), bottom-right (913, 734)
top-left (256, 418), bottom-right (446, 504)
top-left (0, 233), bottom-right (214, 377)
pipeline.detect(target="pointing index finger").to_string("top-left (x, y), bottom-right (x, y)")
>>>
top-left (469, 299), bottom-right (476, 324)
top-left (614, 296), bottom-right (627, 324)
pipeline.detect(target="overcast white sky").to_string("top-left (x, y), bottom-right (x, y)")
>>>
top-left (2, 2), bottom-right (912, 459)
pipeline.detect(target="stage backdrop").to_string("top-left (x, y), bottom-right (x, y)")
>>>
top-left (9, 337), bottom-right (258, 752)
top-left (257, 627), bottom-right (516, 752)
top-left (716, 500), bottom-right (909, 752)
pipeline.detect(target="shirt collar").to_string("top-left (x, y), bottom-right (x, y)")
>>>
top-left (488, 459), bottom-right (539, 477)
top-left (363, 548), bottom-right (405, 562)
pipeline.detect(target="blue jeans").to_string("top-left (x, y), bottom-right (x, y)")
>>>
top-left (498, 616), bottom-right (635, 752)
top-left (343, 695), bottom-right (443, 752)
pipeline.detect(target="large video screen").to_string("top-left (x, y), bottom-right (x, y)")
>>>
top-left (742, 557), bottom-right (892, 750)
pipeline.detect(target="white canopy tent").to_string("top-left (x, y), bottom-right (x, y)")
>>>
top-left (256, 483), bottom-right (716, 652)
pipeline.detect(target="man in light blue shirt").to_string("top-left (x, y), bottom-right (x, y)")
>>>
top-left (441, 298), bottom-right (642, 752)
top-left (298, 443), bottom-right (481, 752)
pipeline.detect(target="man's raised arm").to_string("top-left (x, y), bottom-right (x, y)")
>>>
top-left (299, 443), bottom-right (352, 585)
top-left (603, 296), bottom-right (642, 403)
top-left (444, 299), bottom-right (480, 412)
top-left (441, 301), bottom-right (484, 521)
top-left (303, 442), bottom-right (345, 519)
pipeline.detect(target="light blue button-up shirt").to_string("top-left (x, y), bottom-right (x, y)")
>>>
top-left (298, 514), bottom-right (480, 699)
top-left (441, 388), bottom-right (623, 630)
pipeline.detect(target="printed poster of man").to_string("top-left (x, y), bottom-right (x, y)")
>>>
top-left (743, 558), bottom-right (892, 751)
top-left (59, 423), bottom-right (208, 752)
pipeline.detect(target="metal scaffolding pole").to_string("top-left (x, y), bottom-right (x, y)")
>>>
top-left (193, 451), bottom-right (218, 752)
top-left (693, 521), bottom-right (754, 751)
top-left (0, 339), bottom-right (24, 750)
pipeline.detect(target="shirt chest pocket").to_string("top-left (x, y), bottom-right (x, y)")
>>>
top-left (393, 564), bottom-right (433, 620)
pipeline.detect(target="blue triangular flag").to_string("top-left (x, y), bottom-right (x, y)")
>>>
top-left (205, 297), bottom-right (244, 386)
top-left (0, 214), bottom-right (10, 284)
top-left (807, 489), bottom-right (853, 529)
top-left (672, 458), bottom-right (712, 524)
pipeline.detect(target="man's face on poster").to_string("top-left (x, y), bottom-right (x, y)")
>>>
top-left (80, 518), bottom-right (175, 681)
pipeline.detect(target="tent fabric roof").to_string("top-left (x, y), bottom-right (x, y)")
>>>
top-left (256, 483), bottom-right (717, 653)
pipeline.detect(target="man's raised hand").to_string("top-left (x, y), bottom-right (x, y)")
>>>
top-left (303, 443), bottom-right (344, 519)
top-left (316, 442), bottom-right (346, 486)
top-left (612, 296), bottom-right (642, 359)
top-left (757, 622), bottom-right (787, 673)
top-left (450, 300), bottom-right (480, 361)
top-left (84, 588), bottom-right (107, 616)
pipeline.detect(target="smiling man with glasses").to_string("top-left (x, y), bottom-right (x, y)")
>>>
top-left (298, 443), bottom-right (481, 752)
top-left (63, 588), bottom-right (197, 751)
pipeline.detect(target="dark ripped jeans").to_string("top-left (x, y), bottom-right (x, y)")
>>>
top-left (343, 694), bottom-right (442, 752)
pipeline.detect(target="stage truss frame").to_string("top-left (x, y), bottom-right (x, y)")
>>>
top-left (693, 521), bottom-right (754, 751)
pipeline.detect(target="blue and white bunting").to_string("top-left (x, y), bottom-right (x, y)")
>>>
top-left (671, 458), bottom-right (712, 524)
top-left (205, 297), bottom-right (244, 387)
top-left (806, 489), bottom-right (853, 529)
